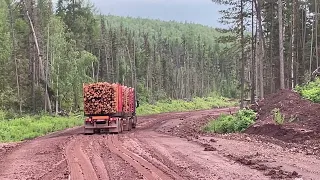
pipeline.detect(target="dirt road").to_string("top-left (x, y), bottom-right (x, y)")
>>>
top-left (1, 107), bottom-right (320, 180)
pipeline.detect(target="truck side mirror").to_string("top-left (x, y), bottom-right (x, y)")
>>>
top-left (136, 100), bottom-right (140, 108)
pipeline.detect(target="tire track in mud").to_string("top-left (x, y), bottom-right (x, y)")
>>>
top-left (81, 136), bottom-right (110, 180)
top-left (129, 131), bottom-right (266, 180)
top-left (65, 136), bottom-right (99, 180)
top-left (123, 133), bottom-right (195, 179)
top-left (105, 134), bottom-right (179, 180)
top-left (38, 159), bottom-right (68, 180)
top-left (90, 143), bottom-right (110, 180)
top-left (99, 136), bottom-right (142, 180)
top-left (126, 108), bottom-right (269, 180)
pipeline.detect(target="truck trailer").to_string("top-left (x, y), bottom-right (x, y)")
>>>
top-left (83, 82), bottom-right (138, 134)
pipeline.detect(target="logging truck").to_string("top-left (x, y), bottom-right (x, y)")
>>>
top-left (83, 82), bottom-right (139, 134)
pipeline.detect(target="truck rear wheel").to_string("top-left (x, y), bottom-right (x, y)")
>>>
top-left (123, 118), bottom-right (129, 131)
top-left (128, 118), bottom-right (133, 131)
top-left (116, 118), bottom-right (123, 134)
top-left (132, 116), bottom-right (137, 129)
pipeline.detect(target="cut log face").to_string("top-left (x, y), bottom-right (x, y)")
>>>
top-left (83, 82), bottom-right (117, 115)
top-left (83, 82), bottom-right (135, 115)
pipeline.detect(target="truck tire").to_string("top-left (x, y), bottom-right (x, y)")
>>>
top-left (114, 119), bottom-right (122, 134)
top-left (128, 118), bottom-right (133, 131)
top-left (122, 118), bottom-right (129, 131)
top-left (118, 119), bottom-right (123, 133)
top-left (132, 116), bottom-right (137, 129)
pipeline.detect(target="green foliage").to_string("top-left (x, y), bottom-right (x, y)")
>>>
top-left (0, 0), bottom-right (13, 110)
top-left (103, 15), bottom-right (227, 47)
top-left (0, 115), bottom-right (83, 142)
top-left (0, 0), bottom-right (241, 114)
top-left (0, 110), bottom-right (5, 121)
top-left (203, 109), bottom-right (256, 133)
top-left (101, 15), bottom-right (239, 101)
top-left (0, 109), bottom-right (20, 120)
top-left (271, 108), bottom-right (285, 125)
top-left (136, 95), bottom-right (238, 116)
top-left (295, 78), bottom-right (320, 103)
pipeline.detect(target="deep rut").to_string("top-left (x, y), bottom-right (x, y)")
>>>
top-left (66, 137), bottom-right (99, 180)
top-left (64, 134), bottom-right (177, 180)
top-left (105, 134), bottom-right (179, 180)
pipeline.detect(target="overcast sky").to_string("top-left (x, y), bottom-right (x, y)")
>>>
top-left (87, 0), bottom-right (228, 28)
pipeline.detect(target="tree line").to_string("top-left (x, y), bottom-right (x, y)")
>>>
top-left (212, 0), bottom-right (320, 107)
top-left (0, 0), bottom-right (240, 114)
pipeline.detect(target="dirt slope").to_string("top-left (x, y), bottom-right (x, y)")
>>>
top-left (245, 89), bottom-right (320, 156)
top-left (1, 107), bottom-right (320, 180)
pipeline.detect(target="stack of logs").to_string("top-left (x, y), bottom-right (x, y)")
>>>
top-left (83, 82), bottom-right (117, 115)
top-left (123, 87), bottom-right (129, 113)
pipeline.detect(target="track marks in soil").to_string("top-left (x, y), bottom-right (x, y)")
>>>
top-left (105, 134), bottom-right (175, 180)
top-left (99, 138), bottom-right (142, 180)
top-left (226, 154), bottom-right (301, 179)
top-left (38, 159), bottom-right (68, 180)
top-left (81, 137), bottom-right (110, 180)
top-left (91, 153), bottom-right (110, 180)
top-left (132, 131), bottom-right (267, 180)
top-left (123, 134), bottom-right (187, 180)
top-left (0, 137), bottom-right (69, 180)
top-left (65, 136), bottom-right (99, 180)
top-left (197, 135), bottom-right (320, 179)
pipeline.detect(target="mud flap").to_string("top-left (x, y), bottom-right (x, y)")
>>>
top-left (84, 127), bottom-right (94, 135)
top-left (123, 118), bottom-right (132, 131)
top-left (109, 118), bottom-right (123, 134)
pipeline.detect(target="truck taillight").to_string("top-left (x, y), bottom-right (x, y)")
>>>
top-left (85, 117), bottom-right (92, 122)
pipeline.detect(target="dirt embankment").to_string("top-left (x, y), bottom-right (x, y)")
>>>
top-left (246, 89), bottom-right (320, 155)
top-left (155, 107), bottom-right (320, 179)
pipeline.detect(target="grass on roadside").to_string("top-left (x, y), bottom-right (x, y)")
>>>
top-left (0, 115), bottom-right (83, 143)
top-left (203, 109), bottom-right (256, 133)
top-left (136, 96), bottom-right (237, 116)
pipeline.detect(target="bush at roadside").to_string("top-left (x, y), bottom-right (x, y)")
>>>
top-left (295, 78), bottom-right (320, 103)
top-left (203, 109), bottom-right (256, 133)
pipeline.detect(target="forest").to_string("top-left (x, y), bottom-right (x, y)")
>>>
top-left (0, 0), bottom-right (319, 115)
top-left (212, 0), bottom-right (320, 108)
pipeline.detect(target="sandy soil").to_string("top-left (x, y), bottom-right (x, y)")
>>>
top-left (1, 107), bottom-right (319, 180)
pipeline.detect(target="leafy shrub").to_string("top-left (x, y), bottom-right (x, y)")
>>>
top-left (295, 78), bottom-right (320, 103)
top-left (272, 108), bottom-right (285, 125)
top-left (203, 109), bottom-right (256, 133)
top-left (0, 109), bottom-right (21, 121)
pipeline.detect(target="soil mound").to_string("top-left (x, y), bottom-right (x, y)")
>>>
top-left (246, 89), bottom-right (320, 145)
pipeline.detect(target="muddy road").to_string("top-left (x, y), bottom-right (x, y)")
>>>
top-left (1, 107), bottom-right (320, 180)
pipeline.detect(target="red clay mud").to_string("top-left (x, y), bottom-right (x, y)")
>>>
top-left (1, 107), bottom-right (320, 180)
